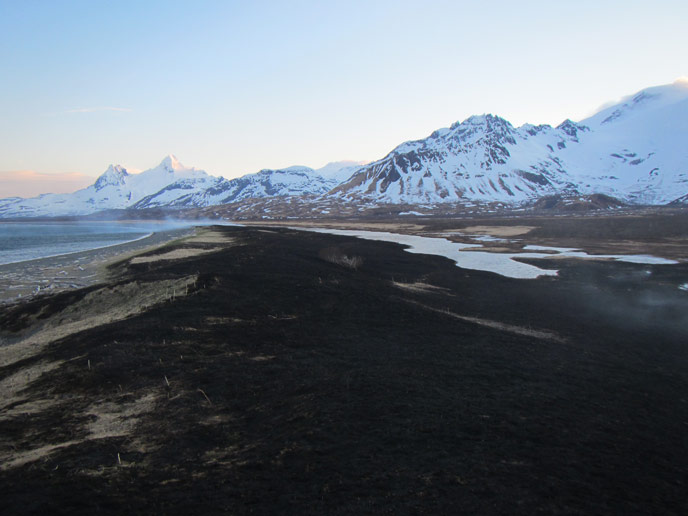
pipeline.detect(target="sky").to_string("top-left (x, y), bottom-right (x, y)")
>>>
top-left (1, 0), bottom-right (687, 197)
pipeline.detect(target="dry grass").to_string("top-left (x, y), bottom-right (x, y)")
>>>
top-left (461, 246), bottom-right (516, 253)
top-left (203, 316), bottom-right (256, 325)
top-left (0, 360), bottom-right (64, 411)
top-left (319, 247), bottom-right (363, 270)
top-left (392, 281), bottom-right (452, 294)
top-left (403, 298), bottom-right (566, 343)
top-left (130, 248), bottom-right (218, 264)
top-left (0, 441), bottom-right (83, 470)
top-left (459, 225), bottom-right (535, 237)
top-left (0, 275), bottom-right (198, 368)
top-left (86, 392), bottom-right (158, 439)
top-left (183, 230), bottom-right (236, 245)
top-left (250, 220), bottom-right (426, 234)
top-left (0, 391), bottom-right (159, 470)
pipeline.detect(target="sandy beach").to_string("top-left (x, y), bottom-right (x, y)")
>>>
top-left (0, 226), bottom-right (197, 305)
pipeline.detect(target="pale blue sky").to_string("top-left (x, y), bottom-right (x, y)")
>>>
top-left (1, 0), bottom-right (686, 193)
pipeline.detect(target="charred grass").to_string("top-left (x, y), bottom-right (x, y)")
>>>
top-left (1, 225), bottom-right (687, 514)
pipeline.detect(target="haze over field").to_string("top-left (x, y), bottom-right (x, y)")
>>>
top-left (1, 1), bottom-right (687, 197)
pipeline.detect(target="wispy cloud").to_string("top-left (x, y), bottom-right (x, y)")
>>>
top-left (47, 107), bottom-right (133, 116)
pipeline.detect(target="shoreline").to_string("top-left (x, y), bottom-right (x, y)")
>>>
top-left (244, 214), bottom-right (688, 261)
top-left (0, 231), bottom-right (155, 267)
top-left (0, 226), bottom-right (197, 305)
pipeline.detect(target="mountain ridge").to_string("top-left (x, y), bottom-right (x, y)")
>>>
top-left (333, 80), bottom-right (688, 206)
top-left (1, 81), bottom-right (687, 218)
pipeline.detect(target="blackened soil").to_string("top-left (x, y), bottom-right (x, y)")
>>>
top-left (1, 226), bottom-right (687, 515)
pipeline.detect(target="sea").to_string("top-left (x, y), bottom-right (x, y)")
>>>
top-left (0, 221), bottom-right (187, 265)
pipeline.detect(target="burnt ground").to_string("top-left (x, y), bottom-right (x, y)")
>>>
top-left (1, 224), bottom-right (687, 514)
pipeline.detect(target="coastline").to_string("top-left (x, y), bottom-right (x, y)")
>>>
top-left (0, 226), bottom-right (197, 305)
top-left (0, 231), bottom-right (155, 267)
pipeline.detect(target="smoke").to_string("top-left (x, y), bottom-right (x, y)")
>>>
top-left (573, 270), bottom-right (688, 337)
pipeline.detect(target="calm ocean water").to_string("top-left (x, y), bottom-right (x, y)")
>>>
top-left (0, 221), bottom-right (176, 265)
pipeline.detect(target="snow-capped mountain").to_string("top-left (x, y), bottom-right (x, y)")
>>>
top-left (1, 80), bottom-right (686, 218)
top-left (208, 166), bottom-right (339, 203)
top-left (0, 157), bottom-right (359, 217)
top-left (332, 80), bottom-right (688, 205)
top-left (132, 164), bottom-right (353, 209)
top-left (0, 155), bottom-right (212, 217)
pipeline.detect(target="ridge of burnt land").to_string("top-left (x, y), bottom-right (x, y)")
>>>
top-left (1, 225), bottom-right (687, 514)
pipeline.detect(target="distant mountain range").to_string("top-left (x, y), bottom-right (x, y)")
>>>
top-left (0, 157), bottom-right (363, 218)
top-left (1, 80), bottom-right (687, 218)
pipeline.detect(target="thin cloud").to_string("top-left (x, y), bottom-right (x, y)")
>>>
top-left (47, 107), bottom-right (133, 116)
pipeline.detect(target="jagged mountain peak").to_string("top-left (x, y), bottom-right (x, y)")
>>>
top-left (394, 114), bottom-right (517, 156)
top-left (158, 154), bottom-right (185, 172)
top-left (519, 123), bottom-right (552, 137)
top-left (94, 164), bottom-right (129, 190)
top-left (556, 119), bottom-right (589, 141)
top-left (102, 164), bottom-right (128, 177)
top-left (144, 155), bottom-right (210, 183)
top-left (464, 113), bottom-right (511, 126)
top-left (444, 114), bottom-right (513, 134)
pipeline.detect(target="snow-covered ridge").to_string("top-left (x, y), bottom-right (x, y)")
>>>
top-left (333, 81), bottom-right (688, 205)
top-left (0, 156), bottom-right (361, 217)
top-left (131, 162), bottom-right (364, 210)
top-left (1, 80), bottom-right (687, 218)
top-left (0, 155), bottom-right (216, 217)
